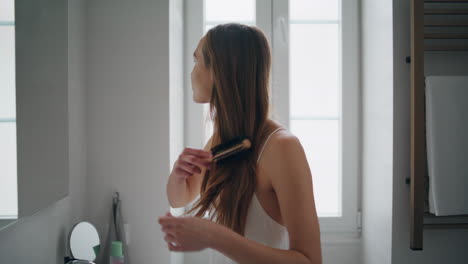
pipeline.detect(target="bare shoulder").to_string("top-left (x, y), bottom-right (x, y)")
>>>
top-left (265, 129), bottom-right (304, 161)
top-left (271, 129), bottom-right (301, 150)
top-left (259, 129), bottom-right (309, 185)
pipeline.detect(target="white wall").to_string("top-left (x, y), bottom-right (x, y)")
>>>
top-left (0, 0), bottom-right (88, 262)
top-left (86, 0), bottom-right (173, 263)
top-left (391, 0), bottom-right (468, 263)
top-left (360, 0), bottom-right (395, 263)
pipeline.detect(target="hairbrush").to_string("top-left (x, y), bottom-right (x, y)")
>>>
top-left (210, 136), bottom-right (252, 162)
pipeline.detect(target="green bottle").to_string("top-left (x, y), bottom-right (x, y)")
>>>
top-left (110, 241), bottom-right (124, 264)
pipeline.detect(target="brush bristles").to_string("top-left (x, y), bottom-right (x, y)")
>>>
top-left (212, 138), bottom-right (252, 162)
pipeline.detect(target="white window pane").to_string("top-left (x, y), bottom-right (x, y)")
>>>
top-left (0, 122), bottom-right (18, 217)
top-left (205, 0), bottom-right (255, 23)
top-left (0, 0), bottom-right (15, 21)
top-left (0, 26), bottom-right (16, 119)
top-left (289, 24), bottom-right (339, 118)
top-left (290, 119), bottom-right (341, 217)
top-left (290, 0), bottom-right (339, 21)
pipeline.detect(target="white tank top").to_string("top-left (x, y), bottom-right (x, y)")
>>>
top-left (187, 127), bottom-right (289, 263)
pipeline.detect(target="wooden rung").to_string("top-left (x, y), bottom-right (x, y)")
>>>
top-left (425, 33), bottom-right (468, 39)
top-left (424, 212), bottom-right (468, 218)
top-left (425, 20), bottom-right (468, 27)
top-left (425, 8), bottom-right (468, 15)
top-left (424, 223), bottom-right (468, 229)
top-left (425, 0), bottom-right (468, 3)
top-left (425, 45), bottom-right (468, 51)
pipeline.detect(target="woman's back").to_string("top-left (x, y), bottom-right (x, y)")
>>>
top-left (189, 126), bottom-right (290, 263)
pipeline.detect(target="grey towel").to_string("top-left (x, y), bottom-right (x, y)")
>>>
top-left (96, 192), bottom-right (130, 264)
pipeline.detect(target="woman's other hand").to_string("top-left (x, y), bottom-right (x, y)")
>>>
top-left (158, 211), bottom-right (220, 252)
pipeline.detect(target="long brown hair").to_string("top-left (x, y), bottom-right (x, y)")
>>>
top-left (185, 23), bottom-right (276, 235)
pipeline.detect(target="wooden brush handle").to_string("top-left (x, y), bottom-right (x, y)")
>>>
top-left (212, 139), bottom-right (251, 162)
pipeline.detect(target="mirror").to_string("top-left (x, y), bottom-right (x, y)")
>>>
top-left (66, 221), bottom-right (101, 263)
top-left (0, 0), bottom-right (69, 230)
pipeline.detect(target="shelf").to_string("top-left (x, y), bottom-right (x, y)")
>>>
top-left (411, 0), bottom-right (468, 250)
top-left (424, 20), bottom-right (468, 27)
top-left (425, 44), bottom-right (468, 50)
top-left (424, 212), bottom-right (468, 218)
top-left (425, 8), bottom-right (468, 15)
top-left (423, 212), bottom-right (468, 229)
top-left (425, 0), bottom-right (468, 3)
top-left (424, 33), bottom-right (468, 39)
top-left (424, 223), bottom-right (468, 229)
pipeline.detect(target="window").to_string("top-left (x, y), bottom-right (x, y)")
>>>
top-left (289, 1), bottom-right (341, 217)
top-left (185, 0), bottom-right (360, 234)
top-left (0, 0), bottom-right (18, 220)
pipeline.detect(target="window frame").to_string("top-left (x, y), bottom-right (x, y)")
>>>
top-left (0, 4), bottom-right (18, 219)
top-left (183, 0), bottom-right (361, 236)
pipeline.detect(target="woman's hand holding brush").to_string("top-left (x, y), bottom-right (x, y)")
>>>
top-left (167, 147), bottom-right (213, 208)
top-left (171, 147), bottom-right (213, 183)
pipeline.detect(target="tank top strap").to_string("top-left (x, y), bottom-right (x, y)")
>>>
top-left (257, 127), bottom-right (286, 164)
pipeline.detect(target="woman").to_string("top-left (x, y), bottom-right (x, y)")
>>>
top-left (159, 23), bottom-right (322, 264)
